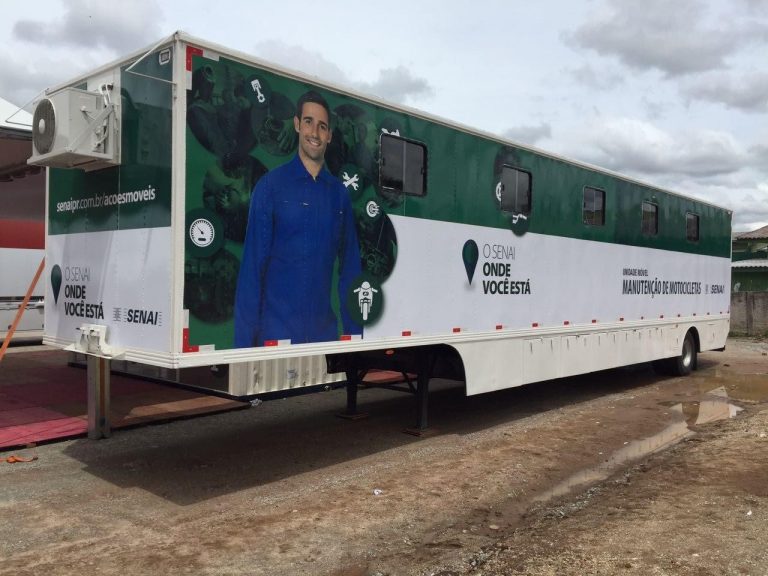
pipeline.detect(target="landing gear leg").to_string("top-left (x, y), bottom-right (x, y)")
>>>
top-left (405, 351), bottom-right (436, 436)
top-left (338, 368), bottom-right (368, 421)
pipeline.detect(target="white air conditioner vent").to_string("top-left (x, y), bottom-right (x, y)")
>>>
top-left (28, 87), bottom-right (120, 171)
top-left (32, 98), bottom-right (56, 154)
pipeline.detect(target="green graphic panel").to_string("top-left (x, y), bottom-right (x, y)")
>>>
top-left (183, 54), bottom-right (731, 351)
top-left (184, 56), bottom-right (408, 349)
top-left (48, 53), bottom-right (173, 235)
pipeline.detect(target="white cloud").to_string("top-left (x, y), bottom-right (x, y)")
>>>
top-left (566, 0), bottom-right (767, 76)
top-left (751, 145), bottom-right (768, 171)
top-left (682, 71), bottom-right (768, 113)
top-left (253, 40), bottom-right (433, 105)
top-left (357, 66), bottom-right (433, 104)
top-left (13, 0), bottom-right (164, 53)
top-left (502, 123), bottom-right (552, 146)
top-left (576, 117), bottom-right (748, 178)
top-left (697, 184), bottom-right (768, 231)
top-left (0, 52), bottom-right (97, 109)
top-left (253, 40), bottom-right (350, 86)
top-left (567, 64), bottom-right (625, 90)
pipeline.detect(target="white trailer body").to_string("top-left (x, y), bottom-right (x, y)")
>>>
top-left (29, 32), bottom-right (731, 399)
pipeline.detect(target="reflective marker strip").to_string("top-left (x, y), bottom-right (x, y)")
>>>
top-left (186, 46), bottom-right (203, 71)
top-left (182, 328), bottom-right (199, 353)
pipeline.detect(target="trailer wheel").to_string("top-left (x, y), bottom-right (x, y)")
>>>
top-left (670, 331), bottom-right (697, 376)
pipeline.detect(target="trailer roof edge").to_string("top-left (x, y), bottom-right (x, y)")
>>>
top-left (45, 30), bottom-right (730, 214)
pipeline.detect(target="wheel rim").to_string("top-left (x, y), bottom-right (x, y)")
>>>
top-left (682, 338), bottom-right (693, 368)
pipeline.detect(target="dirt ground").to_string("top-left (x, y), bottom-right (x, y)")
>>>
top-left (0, 337), bottom-right (766, 575)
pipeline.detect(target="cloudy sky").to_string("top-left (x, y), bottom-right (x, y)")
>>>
top-left (1, 0), bottom-right (766, 231)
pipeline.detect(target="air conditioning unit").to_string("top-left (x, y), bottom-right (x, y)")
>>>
top-left (28, 87), bottom-right (120, 170)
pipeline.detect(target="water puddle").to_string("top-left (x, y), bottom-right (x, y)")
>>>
top-left (718, 374), bottom-right (768, 404)
top-left (535, 385), bottom-right (744, 502)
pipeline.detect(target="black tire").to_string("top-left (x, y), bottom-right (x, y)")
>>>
top-left (651, 358), bottom-right (671, 375)
top-left (670, 331), bottom-right (697, 376)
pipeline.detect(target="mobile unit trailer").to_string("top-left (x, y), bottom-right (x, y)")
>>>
top-left (0, 225), bottom-right (44, 343)
top-left (1, 102), bottom-right (45, 343)
top-left (29, 32), bottom-right (731, 432)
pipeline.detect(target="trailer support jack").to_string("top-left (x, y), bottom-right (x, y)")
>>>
top-left (337, 368), bottom-right (368, 421)
top-left (404, 357), bottom-right (434, 436)
top-left (87, 355), bottom-right (111, 439)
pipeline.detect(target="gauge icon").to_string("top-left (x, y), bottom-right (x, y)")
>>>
top-left (189, 218), bottom-right (215, 248)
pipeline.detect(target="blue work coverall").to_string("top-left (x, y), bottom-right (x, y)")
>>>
top-left (234, 155), bottom-right (362, 347)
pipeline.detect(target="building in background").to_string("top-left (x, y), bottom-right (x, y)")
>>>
top-left (732, 225), bottom-right (768, 293)
top-left (0, 96), bottom-right (45, 341)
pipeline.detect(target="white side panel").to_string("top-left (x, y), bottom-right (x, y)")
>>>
top-left (0, 248), bottom-right (44, 297)
top-left (523, 337), bottom-right (561, 382)
top-left (364, 216), bottom-right (731, 340)
top-left (229, 355), bottom-right (344, 396)
top-left (561, 334), bottom-right (598, 376)
top-left (0, 247), bottom-right (45, 340)
top-left (45, 228), bottom-right (172, 352)
top-left (0, 304), bottom-right (44, 339)
top-left (451, 339), bottom-right (523, 395)
top-left (456, 319), bottom-right (729, 395)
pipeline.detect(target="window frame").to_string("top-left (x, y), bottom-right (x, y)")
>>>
top-left (686, 211), bottom-right (700, 243)
top-left (641, 201), bottom-right (659, 237)
top-left (378, 133), bottom-right (428, 197)
top-left (498, 165), bottom-right (532, 216)
top-left (582, 186), bottom-right (606, 227)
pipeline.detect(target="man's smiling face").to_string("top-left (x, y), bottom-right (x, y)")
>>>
top-left (294, 101), bottom-right (332, 166)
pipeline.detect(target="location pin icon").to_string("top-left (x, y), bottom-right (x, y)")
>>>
top-left (51, 265), bottom-right (62, 304)
top-left (462, 240), bottom-right (479, 285)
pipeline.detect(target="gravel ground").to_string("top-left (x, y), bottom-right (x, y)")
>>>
top-left (0, 337), bottom-right (766, 575)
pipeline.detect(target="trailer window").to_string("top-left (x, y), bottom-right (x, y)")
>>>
top-left (379, 134), bottom-right (427, 196)
top-left (686, 212), bottom-right (700, 242)
top-left (499, 166), bottom-right (531, 216)
top-left (641, 202), bottom-right (658, 236)
top-left (583, 186), bottom-right (605, 226)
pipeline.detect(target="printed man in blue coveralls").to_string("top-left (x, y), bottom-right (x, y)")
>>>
top-left (234, 91), bottom-right (362, 347)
